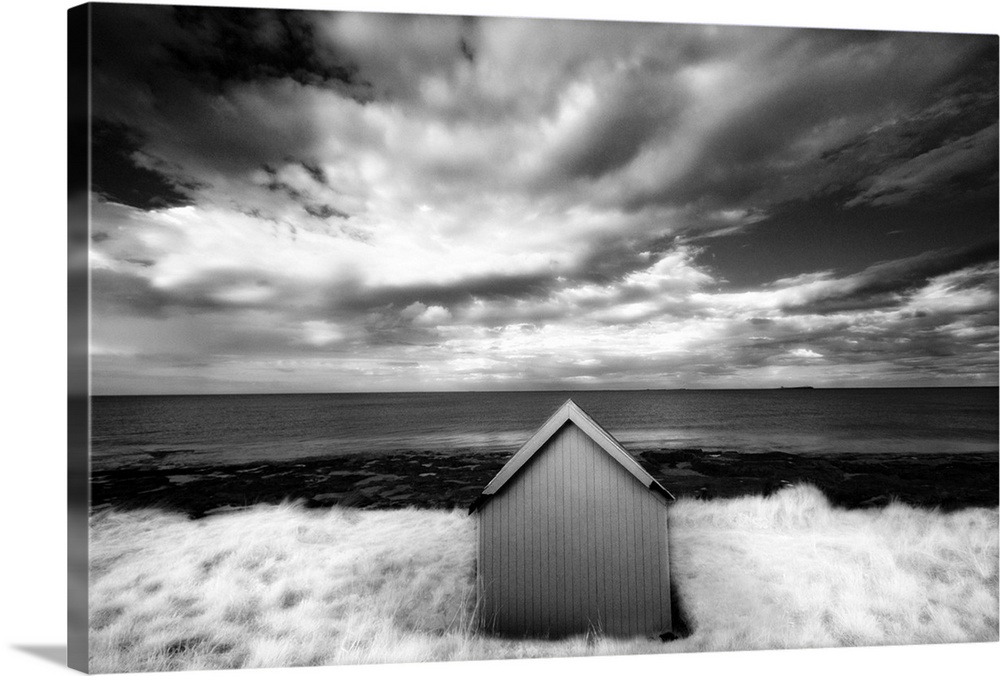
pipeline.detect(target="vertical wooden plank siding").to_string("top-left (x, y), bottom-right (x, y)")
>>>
top-left (583, 427), bottom-right (595, 631)
top-left (478, 500), bottom-right (487, 630)
top-left (561, 427), bottom-right (573, 633)
top-left (658, 500), bottom-right (672, 629)
top-left (517, 474), bottom-right (524, 630)
top-left (649, 497), bottom-right (661, 629)
top-left (494, 486), bottom-right (504, 631)
top-left (544, 428), bottom-right (558, 634)
top-left (504, 480), bottom-right (514, 630)
top-left (479, 421), bottom-right (671, 637)
top-left (611, 456), bottom-right (629, 634)
top-left (526, 444), bottom-right (537, 633)
top-left (561, 427), bottom-right (574, 635)
top-left (639, 486), bottom-right (655, 632)
top-left (510, 468), bottom-right (520, 630)
top-left (479, 500), bottom-right (493, 630)
top-left (608, 461), bottom-right (623, 635)
top-left (562, 432), bottom-right (589, 628)
top-left (481, 500), bottom-right (490, 631)
top-left (495, 491), bottom-right (506, 631)
top-left (550, 436), bottom-right (562, 633)
top-left (477, 502), bottom-right (486, 630)
top-left (632, 478), bottom-right (652, 629)
top-left (593, 446), bottom-right (606, 633)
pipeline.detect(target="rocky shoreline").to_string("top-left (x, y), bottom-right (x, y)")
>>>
top-left (89, 447), bottom-right (999, 518)
top-left (637, 448), bottom-right (998, 510)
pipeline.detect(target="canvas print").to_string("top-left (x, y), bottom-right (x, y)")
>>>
top-left (69, 2), bottom-right (999, 673)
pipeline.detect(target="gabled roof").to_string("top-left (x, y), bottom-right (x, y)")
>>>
top-left (469, 399), bottom-right (674, 513)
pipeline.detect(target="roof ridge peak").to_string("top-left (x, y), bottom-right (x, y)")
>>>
top-left (469, 399), bottom-right (674, 513)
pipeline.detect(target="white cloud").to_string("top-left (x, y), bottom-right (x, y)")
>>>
top-left (789, 348), bottom-right (823, 359)
top-left (413, 305), bottom-right (453, 326)
top-left (86, 9), bottom-right (998, 392)
top-left (299, 320), bottom-right (346, 347)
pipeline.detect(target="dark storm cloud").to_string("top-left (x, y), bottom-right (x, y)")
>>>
top-left (684, 35), bottom-right (995, 288)
top-left (826, 312), bottom-right (989, 365)
top-left (331, 270), bottom-right (558, 314)
top-left (88, 3), bottom-right (369, 186)
top-left (299, 161), bottom-right (329, 186)
top-left (314, 12), bottom-right (485, 113)
top-left (91, 268), bottom-right (172, 318)
top-left (567, 237), bottom-right (656, 285)
top-left (90, 269), bottom-right (227, 318)
top-left (86, 6), bottom-right (998, 393)
top-left (347, 308), bottom-right (447, 348)
top-left (727, 290), bottom-right (997, 374)
top-left (93, 250), bottom-right (559, 349)
top-left (824, 43), bottom-right (997, 200)
top-left (781, 242), bottom-right (999, 315)
top-left (460, 37), bottom-right (476, 63)
top-left (166, 6), bottom-right (363, 92)
top-left (259, 164), bottom-right (350, 220)
top-left (89, 3), bottom-right (363, 95)
top-left (621, 31), bottom-right (997, 218)
top-left (845, 124), bottom-right (999, 208)
top-left (547, 77), bottom-right (681, 181)
top-left (261, 164), bottom-right (305, 200)
top-left (92, 263), bottom-right (305, 320)
top-left (304, 203), bottom-right (350, 220)
top-left (91, 119), bottom-right (196, 210)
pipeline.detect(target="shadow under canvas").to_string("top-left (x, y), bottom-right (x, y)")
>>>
top-left (13, 644), bottom-right (67, 666)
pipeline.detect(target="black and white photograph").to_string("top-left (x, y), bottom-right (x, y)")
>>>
top-left (12, 1), bottom-right (1000, 675)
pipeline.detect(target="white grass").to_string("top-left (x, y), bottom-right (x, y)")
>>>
top-left (89, 485), bottom-right (998, 672)
top-left (667, 485), bottom-right (998, 651)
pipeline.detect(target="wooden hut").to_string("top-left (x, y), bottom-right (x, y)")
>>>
top-left (469, 399), bottom-right (674, 638)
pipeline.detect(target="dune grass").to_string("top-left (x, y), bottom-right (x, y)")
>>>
top-left (88, 485), bottom-right (998, 672)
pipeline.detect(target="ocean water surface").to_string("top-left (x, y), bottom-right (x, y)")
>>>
top-left (89, 388), bottom-right (998, 472)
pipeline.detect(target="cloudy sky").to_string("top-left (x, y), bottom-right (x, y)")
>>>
top-left (86, 3), bottom-right (998, 394)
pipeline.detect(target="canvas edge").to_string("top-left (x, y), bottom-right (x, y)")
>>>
top-left (67, 3), bottom-right (92, 673)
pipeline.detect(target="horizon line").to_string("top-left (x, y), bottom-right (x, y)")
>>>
top-left (84, 384), bottom-right (1000, 397)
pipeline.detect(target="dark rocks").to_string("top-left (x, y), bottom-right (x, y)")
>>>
top-left (90, 447), bottom-right (997, 518)
top-left (635, 449), bottom-right (998, 511)
top-left (90, 450), bottom-right (511, 517)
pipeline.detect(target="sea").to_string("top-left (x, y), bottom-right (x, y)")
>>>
top-left (89, 388), bottom-right (999, 473)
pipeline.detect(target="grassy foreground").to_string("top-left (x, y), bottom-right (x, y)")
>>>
top-left (89, 485), bottom-right (998, 672)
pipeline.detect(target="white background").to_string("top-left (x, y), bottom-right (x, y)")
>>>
top-left (2, 1), bottom-right (997, 675)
